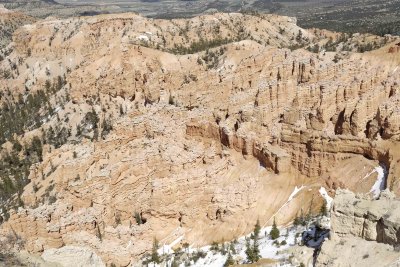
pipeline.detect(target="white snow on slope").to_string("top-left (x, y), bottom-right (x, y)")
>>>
top-left (151, 224), bottom-right (305, 267)
top-left (263, 186), bottom-right (305, 227)
top-left (158, 235), bottom-right (184, 255)
top-left (319, 187), bottom-right (333, 210)
top-left (361, 168), bottom-right (377, 181)
top-left (370, 165), bottom-right (387, 198)
top-left (190, 226), bottom-right (302, 267)
top-left (190, 251), bottom-right (228, 267)
top-left (137, 35), bottom-right (149, 41)
top-left (288, 186), bottom-right (305, 202)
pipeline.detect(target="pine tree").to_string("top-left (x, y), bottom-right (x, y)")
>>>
top-left (252, 220), bottom-right (261, 262)
top-left (245, 220), bottom-right (261, 263)
top-left (252, 239), bottom-right (260, 263)
top-left (151, 238), bottom-right (161, 264)
top-left (245, 238), bottom-right (254, 263)
top-left (270, 218), bottom-right (280, 240)
top-left (224, 251), bottom-right (234, 267)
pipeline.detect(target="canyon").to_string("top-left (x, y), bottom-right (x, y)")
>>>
top-left (0, 4), bottom-right (400, 267)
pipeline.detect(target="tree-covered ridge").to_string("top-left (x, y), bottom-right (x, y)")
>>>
top-left (0, 76), bottom-right (67, 217)
top-left (0, 76), bottom-right (66, 145)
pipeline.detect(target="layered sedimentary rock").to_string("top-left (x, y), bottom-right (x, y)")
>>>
top-left (0, 10), bottom-right (400, 266)
top-left (331, 189), bottom-right (400, 245)
top-left (317, 189), bottom-right (400, 266)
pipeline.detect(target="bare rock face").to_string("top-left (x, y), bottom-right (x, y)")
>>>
top-left (317, 190), bottom-right (400, 266)
top-left (317, 236), bottom-right (400, 267)
top-left (331, 189), bottom-right (400, 245)
top-left (41, 246), bottom-right (105, 267)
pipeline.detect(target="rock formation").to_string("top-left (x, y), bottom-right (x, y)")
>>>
top-left (0, 8), bottom-right (399, 266)
top-left (317, 189), bottom-right (400, 266)
top-left (331, 189), bottom-right (400, 245)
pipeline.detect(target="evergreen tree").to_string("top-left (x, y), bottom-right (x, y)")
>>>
top-left (270, 218), bottom-right (280, 240)
top-left (245, 220), bottom-right (261, 263)
top-left (224, 251), bottom-right (234, 267)
top-left (245, 238), bottom-right (254, 263)
top-left (252, 220), bottom-right (261, 262)
top-left (252, 239), bottom-right (260, 263)
top-left (151, 238), bottom-right (161, 264)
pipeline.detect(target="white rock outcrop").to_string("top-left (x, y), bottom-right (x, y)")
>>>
top-left (331, 189), bottom-right (400, 245)
top-left (42, 246), bottom-right (105, 267)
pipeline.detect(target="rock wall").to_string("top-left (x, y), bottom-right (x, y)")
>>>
top-left (317, 189), bottom-right (400, 266)
top-left (331, 189), bottom-right (400, 245)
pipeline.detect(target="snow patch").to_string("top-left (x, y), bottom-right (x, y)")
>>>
top-left (370, 165), bottom-right (387, 198)
top-left (191, 251), bottom-right (227, 267)
top-left (158, 235), bottom-right (184, 255)
top-left (288, 186), bottom-right (305, 203)
top-left (194, 226), bottom-right (302, 266)
top-left (263, 186), bottom-right (305, 227)
top-left (137, 35), bottom-right (149, 42)
top-left (319, 187), bottom-right (333, 210)
top-left (361, 168), bottom-right (377, 181)
top-left (149, 225), bottom-right (306, 267)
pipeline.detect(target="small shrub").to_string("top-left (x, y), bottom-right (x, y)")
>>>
top-left (48, 195), bottom-right (57, 204)
top-left (224, 252), bottom-right (234, 267)
top-left (115, 213), bottom-right (121, 225)
top-left (96, 225), bottom-right (102, 241)
top-left (210, 241), bottom-right (219, 252)
top-left (134, 212), bottom-right (143, 225)
top-left (190, 250), bottom-right (207, 263)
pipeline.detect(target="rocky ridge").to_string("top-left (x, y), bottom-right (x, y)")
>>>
top-left (0, 4), bottom-right (36, 50)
